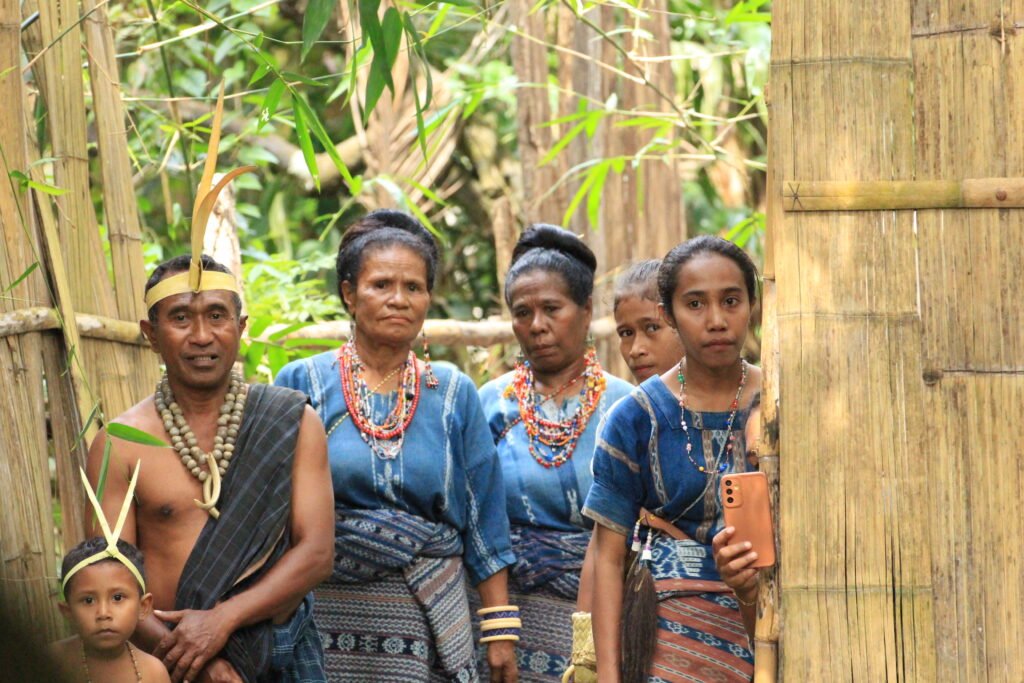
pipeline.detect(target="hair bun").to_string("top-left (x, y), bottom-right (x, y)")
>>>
top-left (353, 208), bottom-right (433, 241)
top-left (511, 223), bottom-right (597, 273)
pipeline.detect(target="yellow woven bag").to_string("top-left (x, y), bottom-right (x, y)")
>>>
top-left (561, 611), bottom-right (598, 683)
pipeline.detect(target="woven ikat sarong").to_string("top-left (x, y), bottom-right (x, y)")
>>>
top-left (319, 506), bottom-right (477, 682)
top-left (646, 534), bottom-right (753, 682)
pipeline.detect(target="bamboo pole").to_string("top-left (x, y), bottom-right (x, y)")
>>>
top-left (29, 141), bottom-right (101, 447)
top-left (753, 276), bottom-right (779, 683)
top-left (0, 306), bottom-right (619, 348)
top-left (81, 0), bottom-right (148, 321)
top-left (782, 178), bottom-right (1024, 211)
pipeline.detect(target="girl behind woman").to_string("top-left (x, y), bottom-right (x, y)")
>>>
top-left (612, 259), bottom-right (686, 385)
top-left (585, 236), bottom-right (763, 682)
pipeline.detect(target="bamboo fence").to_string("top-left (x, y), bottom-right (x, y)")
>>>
top-left (765, 0), bottom-right (1024, 679)
top-left (0, 0), bottom-right (160, 640)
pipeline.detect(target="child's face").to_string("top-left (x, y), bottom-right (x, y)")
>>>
top-left (59, 562), bottom-right (151, 654)
top-left (615, 294), bottom-right (685, 382)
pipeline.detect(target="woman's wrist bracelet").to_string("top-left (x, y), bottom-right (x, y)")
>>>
top-left (735, 590), bottom-right (758, 607)
top-left (478, 605), bottom-right (521, 643)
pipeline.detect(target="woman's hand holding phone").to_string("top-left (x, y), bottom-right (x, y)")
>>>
top-left (712, 526), bottom-right (760, 603)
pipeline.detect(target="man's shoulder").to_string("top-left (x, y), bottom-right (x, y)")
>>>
top-left (247, 383), bottom-right (308, 418)
top-left (109, 394), bottom-right (159, 428)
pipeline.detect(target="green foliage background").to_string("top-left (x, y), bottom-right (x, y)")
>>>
top-left (95, 0), bottom-right (769, 381)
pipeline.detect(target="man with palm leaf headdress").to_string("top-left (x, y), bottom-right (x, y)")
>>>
top-left (86, 86), bottom-right (334, 683)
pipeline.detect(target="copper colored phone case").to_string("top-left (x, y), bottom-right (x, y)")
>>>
top-left (721, 472), bottom-right (776, 568)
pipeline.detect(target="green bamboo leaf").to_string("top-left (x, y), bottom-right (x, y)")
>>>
top-left (27, 179), bottom-right (67, 196)
top-left (587, 162), bottom-right (611, 228)
top-left (257, 78), bottom-right (287, 131)
top-left (293, 95), bottom-right (355, 189)
top-left (301, 0), bottom-right (334, 62)
top-left (267, 345), bottom-right (289, 376)
top-left (403, 11), bottom-right (432, 155)
top-left (381, 8), bottom-right (402, 72)
top-left (541, 120), bottom-right (587, 166)
top-left (364, 61), bottom-right (388, 116)
top-left (561, 163), bottom-right (602, 227)
top-left (359, 0), bottom-right (393, 93)
top-left (94, 439), bottom-right (112, 505)
top-left (107, 422), bottom-right (169, 447)
top-left (281, 71), bottom-right (328, 88)
top-left (3, 262), bottom-right (38, 293)
top-left (248, 62), bottom-right (271, 85)
top-left (75, 403), bottom-right (101, 449)
top-left (292, 103), bottom-right (320, 192)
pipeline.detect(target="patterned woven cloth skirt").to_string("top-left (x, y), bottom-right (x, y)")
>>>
top-left (649, 591), bottom-right (753, 682)
top-left (315, 576), bottom-right (478, 683)
top-left (469, 584), bottom-right (574, 681)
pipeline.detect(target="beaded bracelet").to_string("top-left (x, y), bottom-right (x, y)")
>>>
top-left (735, 591), bottom-right (757, 607)
top-left (478, 605), bottom-right (521, 643)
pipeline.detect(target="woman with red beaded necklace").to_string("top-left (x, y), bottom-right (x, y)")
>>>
top-left (275, 210), bottom-right (518, 682)
top-left (477, 225), bottom-right (633, 681)
top-left (583, 236), bottom-right (763, 683)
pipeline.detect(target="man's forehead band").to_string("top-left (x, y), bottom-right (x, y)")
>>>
top-left (144, 82), bottom-right (255, 311)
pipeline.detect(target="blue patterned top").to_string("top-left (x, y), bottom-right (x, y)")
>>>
top-left (478, 370), bottom-right (634, 533)
top-left (582, 375), bottom-right (757, 582)
top-left (275, 351), bottom-right (515, 585)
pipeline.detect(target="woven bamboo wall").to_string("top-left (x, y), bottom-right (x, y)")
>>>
top-left (768, 1), bottom-right (1024, 679)
top-left (0, 0), bottom-right (159, 640)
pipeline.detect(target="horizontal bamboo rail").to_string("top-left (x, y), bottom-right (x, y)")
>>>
top-left (0, 307), bottom-right (618, 347)
top-left (783, 178), bottom-right (1024, 211)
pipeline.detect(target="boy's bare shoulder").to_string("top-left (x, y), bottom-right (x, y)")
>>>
top-left (48, 637), bottom-right (81, 677)
top-left (134, 647), bottom-right (171, 682)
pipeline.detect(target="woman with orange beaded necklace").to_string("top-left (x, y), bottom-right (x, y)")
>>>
top-left (275, 210), bottom-right (518, 682)
top-left (477, 225), bottom-right (633, 681)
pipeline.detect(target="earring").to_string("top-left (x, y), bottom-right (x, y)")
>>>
top-left (421, 330), bottom-right (439, 389)
top-left (586, 331), bottom-right (595, 348)
top-left (349, 316), bottom-right (357, 346)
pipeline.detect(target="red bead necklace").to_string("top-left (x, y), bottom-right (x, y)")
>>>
top-left (503, 347), bottom-right (607, 468)
top-left (337, 342), bottom-right (421, 459)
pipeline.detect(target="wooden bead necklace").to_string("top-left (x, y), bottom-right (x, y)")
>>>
top-left (337, 341), bottom-right (421, 459)
top-left (676, 358), bottom-right (747, 474)
top-left (155, 370), bottom-right (247, 518)
top-left (503, 347), bottom-right (606, 468)
top-left (81, 641), bottom-right (141, 683)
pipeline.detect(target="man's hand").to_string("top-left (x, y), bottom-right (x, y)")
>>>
top-left (486, 640), bottom-right (519, 682)
top-left (195, 657), bottom-right (243, 683)
top-left (153, 608), bottom-right (234, 683)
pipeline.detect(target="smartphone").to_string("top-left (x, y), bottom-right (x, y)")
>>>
top-left (721, 471), bottom-right (776, 568)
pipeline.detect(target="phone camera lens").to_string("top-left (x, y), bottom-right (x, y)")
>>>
top-left (726, 496), bottom-right (734, 504)
top-left (726, 488), bottom-right (733, 495)
top-left (725, 479), bottom-right (733, 486)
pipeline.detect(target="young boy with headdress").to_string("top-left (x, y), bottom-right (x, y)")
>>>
top-left (53, 466), bottom-right (170, 682)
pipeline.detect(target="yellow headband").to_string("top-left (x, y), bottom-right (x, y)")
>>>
top-left (61, 462), bottom-right (145, 600)
top-left (144, 81), bottom-right (256, 311)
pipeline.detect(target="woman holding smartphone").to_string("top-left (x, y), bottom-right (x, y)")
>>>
top-left (583, 236), bottom-right (763, 683)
